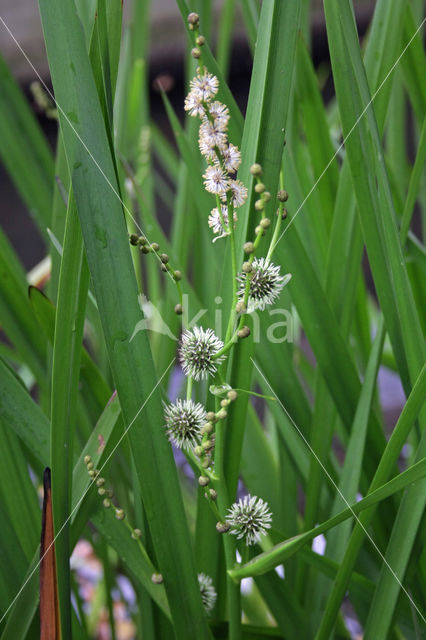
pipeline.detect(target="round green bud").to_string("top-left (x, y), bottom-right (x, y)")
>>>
top-left (198, 475), bottom-right (210, 486)
top-left (202, 439), bottom-right (212, 450)
top-left (238, 326), bottom-right (251, 339)
top-left (152, 573), bottom-right (163, 584)
top-left (115, 509), bottom-right (125, 521)
top-left (227, 390), bottom-right (238, 401)
top-left (277, 189), bottom-right (289, 202)
top-left (254, 182), bottom-right (265, 193)
top-left (161, 264), bottom-right (168, 272)
top-left (208, 489), bottom-right (218, 501)
top-left (263, 191), bottom-right (271, 202)
top-left (216, 521), bottom-right (230, 534)
top-left (242, 261), bottom-right (252, 273)
top-left (160, 253), bottom-right (169, 263)
top-left (206, 411), bottom-right (216, 422)
top-left (138, 236), bottom-right (147, 246)
top-left (129, 233), bottom-right (139, 246)
top-left (202, 422), bottom-right (214, 435)
top-left (250, 163), bottom-right (262, 176)
top-left (191, 47), bottom-right (201, 59)
top-left (96, 477), bottom-right (105, 487)
top-left (196, 35), bottom-right (205, 46)
top-left (243, 241), bottom-right (255, 254)
top-left (140, 245), bottom-right (150, 254)
top-left (202, 457), bottom-right (211, 468)
top-left (220, 398), bottom-right (230, 407)
top-left (235, 300), bottom-right (247, 314)
top-left (88, 469), bottom-right (96, 478)
top-left (132, 528), bottom-right (142, 539)
top-left (281, 208), bottom-right (288, 220)
top-left (216, 408), bottom-right (227, 420)
top-left (255, 199), bottom-right (264, 212)
top-left (98, 487), bottom-right (106, 496)
top-left (151, 242), bottom-right (160, 252)
top-left (174, 270), bottom-right (182, 281)
top-left (103, 498), bottom-right (111, 508)
top-left (174, 303), bottom-right (183, 315)
top-left (260, 217), bottom-right (271, 229)
top-left (255, 225), bottom-right (265, 235)
top-left (84, 455), bottom-right (92, 465)
top-left (87, 461), bottom-right (94, 471)
top-left (194, 445), bottom-right (204, 457)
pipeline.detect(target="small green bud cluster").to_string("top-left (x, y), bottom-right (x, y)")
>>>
top-left (277, 189), bottom-right (289, 219)
top-left (129, 233), bottom-right (183, 313)
top-left (187, 13), bottom-right (205, 59)
top-left (194, 412), bottom-right (216, 471)
top-left (84, 456), bottom-right (144, 540)
top-left (250, 163), bottom-right (271, 219)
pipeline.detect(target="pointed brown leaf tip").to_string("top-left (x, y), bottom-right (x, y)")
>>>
top-left (40, 467), bottom-right (61, 640)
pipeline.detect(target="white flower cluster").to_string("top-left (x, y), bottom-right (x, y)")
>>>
top-left (226, 494), bottom-right (272, 546)
top-left (237, 257), bottom-right (292, 312)
top-left (184, 69), bottom-right (247, 241)
top-left (163, 398), bottom-right (206, 450)
top-left (198, 573), bottom-right (217, 614)
top-left (179, 326), bottom-right (226, 381)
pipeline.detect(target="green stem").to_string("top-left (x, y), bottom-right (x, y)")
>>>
top-left (214, 332), bottom-right (239, 359)
top-left (186, 376), bottom-right (193, 401)
top-left (186, 448), bottom-right (219, 484)
top-left (266, 170), bottom-right (284, 262)
top-left (214, 397), bottom-right (242, 640)
top-left (225, 195), bottom-right (239, 344)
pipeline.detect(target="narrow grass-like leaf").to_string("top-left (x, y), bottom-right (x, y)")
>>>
top-left (0, 423), bottom-right (39, 562)
top-left (0, 54), bottom-right (53, 236)
top-left (295, 35), bottom-right (338, 226)
top-left (238, 0), bottom-right (259, 52)
top-left (0, 231), bottom-right (47, 386)
top-left (0, 549), bottom-right (40, 639)
top-left (400, 116), bottom-right (426, 243)
top-left (401, 5), bottom-right (426, 125)
top-left (50, 195), bottom-right (89, 639)
top-left (38, 0), bottom-right (212, 634)
top-left (0, 501), bottom-right (29, 615)
top-left (317, 363), bottom-right (426, 637)
top-left (229, 458), bottom-right (426, 580)
top-left (324, 0), bottom-right (425, 399)
top-left (327, 317), bottom-right (385, 556)
top-left (91, 507), bottom-right (171, 618)
top-left (364, 429), bottom-right (426, 637)
top-left (0, 358), bottom-right (49, 467)
top-left (217, 0), bottom-right (238, 79)
top-left (29, 286), bottom-right (111, 412)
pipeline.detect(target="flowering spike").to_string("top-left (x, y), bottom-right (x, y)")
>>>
top-left (198, 573), bottom-right (217, 614)
top-left (224, 179), bottom-right (248, 208)
top-left (179, 327), bottom-right (226, 381)
top-left (203, 165), bottom-right (229, 195)
top-left (208, 205), bottom-right (237, 242)
top-left (237, 257), bottom-right (291, 312)
top-left (226, 494), bottom-right (272, 546)
top-left (164, 399), bottom-right (206, 450)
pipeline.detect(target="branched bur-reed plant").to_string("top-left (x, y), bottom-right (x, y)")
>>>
top-left (1, 1), bottom-right (426, 639)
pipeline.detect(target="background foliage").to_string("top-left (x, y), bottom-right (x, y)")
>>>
top-left (0, 0), bottom-right (425, 638)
